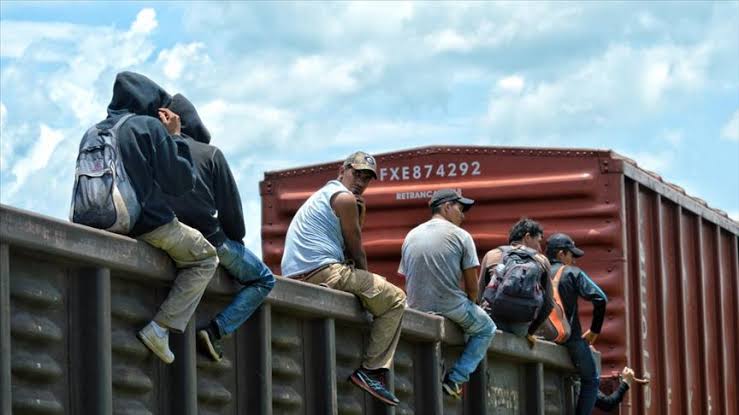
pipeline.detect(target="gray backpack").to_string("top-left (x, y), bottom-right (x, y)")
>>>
top-left (483, 246), bottom-right (545, 323)
top-left (70, 114), bottom-right (140, 234)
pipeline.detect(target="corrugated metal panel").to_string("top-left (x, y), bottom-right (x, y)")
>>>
top-left (262, 145), bottom-right (739, 415)
top-left (1, 204), bottom-right (584, 415)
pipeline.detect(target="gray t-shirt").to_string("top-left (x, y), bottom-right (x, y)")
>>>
top-left (398, 218), bottom-right (480, 313)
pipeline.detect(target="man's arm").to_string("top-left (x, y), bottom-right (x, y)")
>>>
top-left (463, 267), bottom-right (479, 303)
top-left (576, 269), bottom-right (608, 344)
top-left (149, 116), bottom-right (195, 197)
top-left (333, 192), bottom-right (368, 270)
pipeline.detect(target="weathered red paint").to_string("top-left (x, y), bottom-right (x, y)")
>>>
top-left (261, 145), bottom-right (739, 415)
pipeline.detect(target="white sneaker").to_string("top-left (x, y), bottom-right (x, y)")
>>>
top-left (137, 322), bottom-right (175, 364)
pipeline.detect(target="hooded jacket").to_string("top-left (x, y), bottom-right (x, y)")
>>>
top-left (100, 71), bottom-right (195, 236)
top-left (163, 94), bottom-right (245, 247)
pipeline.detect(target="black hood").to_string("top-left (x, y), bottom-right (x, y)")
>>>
top-left (169, 94), bottom-right (211, 144)
top-left (107, 71), bottom-right (171, 118)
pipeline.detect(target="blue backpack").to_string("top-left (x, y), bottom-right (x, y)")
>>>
top-left (69, 114), bottom-right (140, 234)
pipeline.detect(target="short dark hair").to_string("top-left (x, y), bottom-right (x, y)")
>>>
top-left (431, 203), bottom-right (444, 215)
top-left (546, 245), bottom-right (564, 261)
top-left (508, 218), bottom-right (543, 244)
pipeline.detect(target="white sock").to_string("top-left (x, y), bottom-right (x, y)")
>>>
top-left (151, 321), bottom-right (168, 337)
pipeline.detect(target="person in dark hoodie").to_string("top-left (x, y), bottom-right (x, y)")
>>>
top-left (165, 94), bottom-right (275, 362)
top-left (100, 72), bottom-right (219, 364)
top-left (545, 233), bottom-right (607, 415)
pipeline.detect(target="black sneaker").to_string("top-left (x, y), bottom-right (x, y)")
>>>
top-left (442, 373), bottom-right (462, 399)
top-left (197, 327), bottom-right (223, 362)
top-left (349, 368), bottom-right (400, 406)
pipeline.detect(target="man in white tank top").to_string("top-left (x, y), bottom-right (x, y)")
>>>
top-left (281, 151), bottom-right (406, 407)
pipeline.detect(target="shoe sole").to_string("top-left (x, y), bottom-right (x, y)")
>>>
top-left (137, 331), bottom-right (174, 364)
top-left (197, 330), bottom-right (223, 362)
top-left (349, 373), bottom-right (399, 406)
top-left (442, 383), bottom-right (461, 400)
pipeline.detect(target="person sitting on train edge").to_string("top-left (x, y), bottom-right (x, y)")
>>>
top-left (280, 151), bottom-right (406, 407)
top-left (398, 189), bottom-right (495, 399)
top-left (478, 218), bottom-right (553, 346)
top-left (163, 94), bottom-right (275, 362)
top-left (97, 72), bottom-right (219, 364)
top-left (596, 366), bottom-right (650, 412)
top-left (545, 233), bottom-right (608, 415)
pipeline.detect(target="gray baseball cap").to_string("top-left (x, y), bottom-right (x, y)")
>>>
top-left (343, 151), bottom-right (378, 179)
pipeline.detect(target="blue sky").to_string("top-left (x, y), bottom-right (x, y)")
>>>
top-left (1, 1), bottom-right (737, 254)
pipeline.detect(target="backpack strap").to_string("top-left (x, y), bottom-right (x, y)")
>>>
top-left (108, 113), bottom-right (135, 132)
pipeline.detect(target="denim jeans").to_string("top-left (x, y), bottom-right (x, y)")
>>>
top-left (213, 239), bottom-right (275, 336)
top-left (565, 336), bottom-right (600, 415)
top-left (443, 300), bottom-right (496, 384)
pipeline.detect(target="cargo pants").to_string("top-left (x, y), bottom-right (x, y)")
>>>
top-left (138, 218), bottom-right (219, 332)
top-left (304, 263), bottom-right (407, 370)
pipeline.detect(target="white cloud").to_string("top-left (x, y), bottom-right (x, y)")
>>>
top-left (497, 75), bottom-right (525, 93)
top-left (0, 102), bottom-right (6, 128)
top-left (729, 211), bottom-right (739, 222)
top-left (198, 99), bottom-right (296, 153)
top-left (720, 110), bottom-right (739, 141)
top-left (157, 42), bottom-right (209, 81)
top-left (0, 21), bottom-right (90, 59)
top-left (8, 124), bottom-right (65, 195)
top-left (129, 8), bottom-right (157, 35)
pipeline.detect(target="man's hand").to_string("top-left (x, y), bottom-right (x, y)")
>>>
top-left (526, 334), bottom-right (537, 349)
top-left (621, 366), bottom-right (649, 386)
top-left (355, 195), bottom-right (366, 229)
top-left (158, 108), bottom-right (181, 136)
top-left (582, 330), bottom-right (598, 345)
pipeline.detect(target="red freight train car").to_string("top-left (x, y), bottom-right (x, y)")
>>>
top-left (261, 145), bottom-right (739, 415)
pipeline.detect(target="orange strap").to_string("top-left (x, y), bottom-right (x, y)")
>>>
top-left (549, 266), bottom-right (569, 343)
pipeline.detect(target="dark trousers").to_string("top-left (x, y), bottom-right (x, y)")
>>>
top-left (565, 336), bottom-right (600, 415)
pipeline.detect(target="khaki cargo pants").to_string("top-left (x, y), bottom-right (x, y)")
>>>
top-left (305, 263), bottom-right (406, 370)
top-left (138, 218), bottom-right (219, 332)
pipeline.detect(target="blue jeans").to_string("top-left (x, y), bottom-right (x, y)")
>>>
top-left (565, 336), bottom-right (600, 415)
top-left (213, 239), bottom-right (275, 336)
top-left (443, 300), bottom-right (496, 384)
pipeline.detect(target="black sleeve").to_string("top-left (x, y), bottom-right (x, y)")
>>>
top-left (149, 120), bottom-right (195, 196)
top-left (212, 148), bottom-right (245, 243)
top-left (529, 268), bottom-right (554, 335)
top-left (595, 382), bottom-right (629, 411)
top-left (575, 268), bottom-right (608, 333)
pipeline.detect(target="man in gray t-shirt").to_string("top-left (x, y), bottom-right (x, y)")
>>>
top-left (398, 189), bottom-right (496, 399)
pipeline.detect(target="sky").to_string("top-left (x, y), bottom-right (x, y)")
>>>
top-left (1, 1), bottom-right (737, 255)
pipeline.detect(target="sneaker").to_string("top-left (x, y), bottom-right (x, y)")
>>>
top-left (137, 322), bottom-right (174, 364)
top-left (197, 327), bottom-right (223, 362)
top-left (442, 373), bottom-right (462, 399)
top-left (349, 368), bottom-right (400, 406)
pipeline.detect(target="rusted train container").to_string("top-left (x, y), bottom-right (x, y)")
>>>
top-left (261, 145), bottom-right (739, 415)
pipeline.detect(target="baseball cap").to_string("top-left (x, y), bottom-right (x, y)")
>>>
top-left (428, 189), bottom-right (475, 212)
top-left (546, 233), bottom-right (584, 257)
top-left (343, 151), bottom-right (377, 179)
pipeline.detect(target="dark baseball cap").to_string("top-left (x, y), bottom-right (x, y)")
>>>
top-left (429, 189), bottom-right (475, 212)
top-left (546, 233), bottom-right (584, 257)
top-left (343, 151), bottom-right (377, 179)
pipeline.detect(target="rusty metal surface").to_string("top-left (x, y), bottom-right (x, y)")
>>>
top-left (261, 145), bottom-right (739, 415)
top-left (1, 203), bottom-right (583, 414)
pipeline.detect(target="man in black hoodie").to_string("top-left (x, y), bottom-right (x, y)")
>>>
top-left (165, 94), bottom-right (275, 362)
top-left (96, 72), bottom-right (219, 364)
top-left (545, 233), bottom-right (608, 415)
